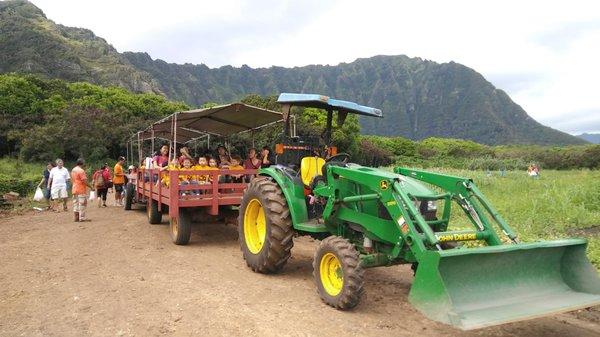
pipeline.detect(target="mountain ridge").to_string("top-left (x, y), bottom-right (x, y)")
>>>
top-left (576, 133), bottom-right (600, 144)
top-left (0, 0), bottom-right (586, 146)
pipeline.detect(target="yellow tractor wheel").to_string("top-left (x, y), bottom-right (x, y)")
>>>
top-left (238, 177), bottom-right (293, 273)
top-left (313, 236), bottom-right (364, 309)
top-left (243, 199), bottom-right (267, 254)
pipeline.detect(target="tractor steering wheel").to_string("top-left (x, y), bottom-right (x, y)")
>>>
top-left (325, 153), bottom-right (350, 164)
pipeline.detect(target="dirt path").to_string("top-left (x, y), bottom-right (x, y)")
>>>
top-left (1, 204), bottom-right (599, 337)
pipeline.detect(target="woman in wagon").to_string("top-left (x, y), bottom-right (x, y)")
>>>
top-left (152, 144), bottom-right (170, 182)
top-left (178, 145), bottom-right (194, 165)
top-left (260, 146), bottom-right (274, 168)
top-left (215, 145), bottom-right (231, 167)
top-left (153, 145), bottom-right (170, 169)
top-left (243, 147), bottom-right (261, 182)
top-left (244, 148), bottom-right (261, 169)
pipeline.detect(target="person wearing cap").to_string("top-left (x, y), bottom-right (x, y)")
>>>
top-left (113, 156), bottom-right (126, 206)
top-left (126, 165), bottom-right (137, 186)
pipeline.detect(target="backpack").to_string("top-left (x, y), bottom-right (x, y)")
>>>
top-left (94, 171), bottom-right (105, 188)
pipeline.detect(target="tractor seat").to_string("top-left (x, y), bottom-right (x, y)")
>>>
top-left (300, 156), bottom-right (326, 187)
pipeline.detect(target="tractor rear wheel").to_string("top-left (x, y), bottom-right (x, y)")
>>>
top-left (313, 236), bottom-right (364, 310)
top-left (238, 177), bottom-right (293, 273)
top-left (124, 184), bottom-right (134, 210)
top-left (170, 208), bottom-right (192, 245)
top-left (147, 199), bottom-right (162, 224)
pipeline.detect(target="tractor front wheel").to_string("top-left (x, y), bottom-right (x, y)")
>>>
top-left (313, 236), bottom-right (364, 310)
top-left (170, 208), bottom-right (192, 245)
top-left (238, 177), bottom-right (293, 273)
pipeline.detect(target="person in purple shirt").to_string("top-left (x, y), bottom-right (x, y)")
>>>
top-left (152, 145), bottom-right (170, 170)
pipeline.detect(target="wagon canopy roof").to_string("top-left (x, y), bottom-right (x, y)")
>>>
top-left (138, 103), bottom-right (283, 143)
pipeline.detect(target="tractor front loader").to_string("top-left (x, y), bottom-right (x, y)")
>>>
top-left (238, 93), bottom-right (600, 330)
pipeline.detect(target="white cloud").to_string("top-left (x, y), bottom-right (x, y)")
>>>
top-left (30, 0), bottom-right (600, 134)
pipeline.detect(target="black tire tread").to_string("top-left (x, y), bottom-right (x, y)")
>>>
top-left (238, 177), bottom-right (294, 273)
top-left (148, 199), bottom-right (162, 224)
top-left (313, 235), bottom-right (365, 310)
top-left (171, 209), bottom-right (191, 245)
top-left (124, 184), bottom-right (134, 210)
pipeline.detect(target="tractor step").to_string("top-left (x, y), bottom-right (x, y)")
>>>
top-left (295, 218), bottom-right (328, 233)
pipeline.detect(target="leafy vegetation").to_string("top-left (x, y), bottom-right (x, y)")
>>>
top-left (0, 157), bottom-right (40, 195)
top-left (0, 0), bottom-right (585, 146)
top-left (358, 134), bottom-right (600, 170)
top-left (0, 74), bottom-right (187, 162)
top-left (1, 76), bottom-right (598, 171)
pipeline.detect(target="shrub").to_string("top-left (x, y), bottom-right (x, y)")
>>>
top-left (0, 175), bottom-right (38, 196)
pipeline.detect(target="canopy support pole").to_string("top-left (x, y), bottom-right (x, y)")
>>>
top-left (151, 128), bottom-right (155, 157)
top-left (325, 109), bottom-right (333, 146)
top-left (137, 132), bottom-right (142, 165)
top-left (173, 112), bottom-right (178, 163)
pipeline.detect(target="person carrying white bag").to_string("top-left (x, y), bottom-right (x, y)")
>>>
top-left (33, 187), bottom-right (44, 202)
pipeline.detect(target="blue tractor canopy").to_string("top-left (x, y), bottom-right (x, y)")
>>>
top-left (276, 93), bottom-right (382, 147)
top-left (277, 93), bottom-right (382, 118)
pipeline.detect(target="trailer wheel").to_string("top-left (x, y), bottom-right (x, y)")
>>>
top-left (313, 236), bottom-right (364, 310)
top-left (147, 199), bottom-right (162, 224)
top-left (170, 209), bottom-right (192, 245)
top-left (124, 184), bottom-right (135, 210)
top-left (238, 177), bottom-right (293, 273)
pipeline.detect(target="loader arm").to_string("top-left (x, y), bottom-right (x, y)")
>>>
top-left (395, 167), bottom-right (518, 242)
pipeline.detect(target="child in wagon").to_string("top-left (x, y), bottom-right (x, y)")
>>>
top-left (160, 158), bottom-right (180, 187)
top-left (193, 156), bottom-right (212, 194)
top-left (228, 154), bottom-right (245, 183)
top-left (179, 157), bottom-right (199, 195)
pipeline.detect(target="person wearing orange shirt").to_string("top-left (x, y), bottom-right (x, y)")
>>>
top-left (193, 156), bottom-right (211, 184)
top-left (179, 158), bottom-right (198, 195)
top-left (228, 155), bottom-right (244, 183)
top-left (71, 158), bottom-right (92, 222)
top-left (113, 156), bottom-right (126, 206)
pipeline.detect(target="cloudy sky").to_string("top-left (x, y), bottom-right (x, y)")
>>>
top-left (31, 0), bottom-right (600, 134)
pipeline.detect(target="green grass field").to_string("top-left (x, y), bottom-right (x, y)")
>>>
top-left (2, 158), bottom-right (599, 268)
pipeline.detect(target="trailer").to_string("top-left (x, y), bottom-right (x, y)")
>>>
top-left (124, 103), bottom-right (282, 245)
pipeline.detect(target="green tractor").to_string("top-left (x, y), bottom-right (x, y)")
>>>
top-left (238, 93), bottom-right (600, 330)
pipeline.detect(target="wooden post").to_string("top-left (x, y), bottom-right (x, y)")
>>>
top-left (169, 169), bottom-right (178, 218)
top-left (158, 169), bottom-right (162, 212)
top-left (209, 171), bottom-right (219, 215)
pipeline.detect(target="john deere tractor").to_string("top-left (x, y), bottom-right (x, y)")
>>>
top-left (238, 93), bottom-right (600, 330)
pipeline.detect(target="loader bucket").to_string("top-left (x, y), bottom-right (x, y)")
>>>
top-left (409, 239), bottom-right (600, 330)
